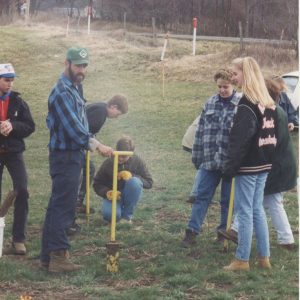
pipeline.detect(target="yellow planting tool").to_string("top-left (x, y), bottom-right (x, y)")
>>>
top-left (106, 150), bottom-right (133, 273)
top-left (223, 179), bottom-right (235, 252)
top-left (86, 150), bottom-right (90, 223)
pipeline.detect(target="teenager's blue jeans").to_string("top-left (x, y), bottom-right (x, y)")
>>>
top-left (190, 169), bottom-right (201, 197)
top-left (102, 177), bottom-right (143, 222)
top-left (188, 168), bottom-right (231, 233)
top-left (234, 173), bottom-right (269, 261)
top-left (40, 150), bottom-right (84, 263)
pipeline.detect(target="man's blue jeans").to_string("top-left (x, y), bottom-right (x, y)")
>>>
top-left (102, 177), bottom-right (143, 222)
top-left (234, 173), bottom-right (269, 261)
top-left (40, 150), bottom-right (84, 263)
top-left (188, 168), bottom-right (231, 233)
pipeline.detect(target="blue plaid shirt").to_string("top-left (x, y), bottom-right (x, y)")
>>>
top-left (192, 92), bottom-right (240, 170)
top-left (46, 74), bottom-right (90, 150)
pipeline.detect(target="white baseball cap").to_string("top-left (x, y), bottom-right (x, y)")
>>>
top-left (0, 63), bottom-right (16, 78)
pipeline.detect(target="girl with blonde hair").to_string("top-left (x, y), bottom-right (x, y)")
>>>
top-left (223, 57), bottom-right (278, 271)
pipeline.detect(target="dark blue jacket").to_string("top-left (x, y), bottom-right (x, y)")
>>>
top-left (278, 92), bottom-right (298, 126)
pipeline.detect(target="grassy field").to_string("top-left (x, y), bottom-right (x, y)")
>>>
top-left (0, 24), bottom-right (298, 300)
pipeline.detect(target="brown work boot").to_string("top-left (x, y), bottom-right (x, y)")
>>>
top-left (223, 259), bottom-right (250, 271)
top-left (3, 242), bottom-right (26, 255)
top-left (48, 250), bottom-right (82, 273)
top-left (217, 228), bottom-right (238, 244)
top-left (256, 256), bottom-right (272, 269)
top-left (181, 229), bottom-right (197, 248)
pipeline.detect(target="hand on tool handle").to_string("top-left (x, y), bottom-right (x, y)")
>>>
top-left (106, 190), bottom-right (121, 201)
top-left (89, 137), bottom-right (113, 157)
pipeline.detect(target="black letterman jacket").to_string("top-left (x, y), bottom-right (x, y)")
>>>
top-left (223, 95), bottom-right (277, 177)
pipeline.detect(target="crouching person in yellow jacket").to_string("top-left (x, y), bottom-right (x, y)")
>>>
top-left (93, 136), bottom-right (153, 224)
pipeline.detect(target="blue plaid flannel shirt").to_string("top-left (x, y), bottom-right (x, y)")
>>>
top-left (46, 74), bottom-right (90, 151)
top-left (192, 92), bottom-right (240, 170)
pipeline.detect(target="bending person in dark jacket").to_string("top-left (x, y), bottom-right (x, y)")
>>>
top-left (93, 136), bottom-right (153, 223)
top-left (77, 95), bottom-right (128, 213)
top-left (0, 63), bottom-right (35, 255)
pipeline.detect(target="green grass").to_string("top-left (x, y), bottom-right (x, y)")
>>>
top-left (0, 25), bottom-right (298, 300)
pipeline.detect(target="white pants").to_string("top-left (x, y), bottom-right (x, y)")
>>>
top-left (232, 193), bottom-right (294, 245)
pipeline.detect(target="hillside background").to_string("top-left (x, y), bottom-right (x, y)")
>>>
top-left (0, 0), bottom-right (298, 41)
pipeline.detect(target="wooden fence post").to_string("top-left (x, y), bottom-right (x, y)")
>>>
top-left (123, 12), bottom-right (127, 37)
top-left (152, 17), bottom-right (157, 45)
top-left (26, 0), bottom-right (30, 25)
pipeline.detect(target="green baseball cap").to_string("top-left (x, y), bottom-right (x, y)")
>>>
top-left (66, 47), bottom-right (89, 65)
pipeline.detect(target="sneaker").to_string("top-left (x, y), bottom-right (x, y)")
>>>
top-left (217, 228), bottom-right (238, 244)
top-left (3, 242), bottom-right (26, 255)
top-left (76, 204), bottom-right (95, 214)
top-left (181, 228), bottom-right (197, 248)
top-left (67, 222), bottom-right (81, 236)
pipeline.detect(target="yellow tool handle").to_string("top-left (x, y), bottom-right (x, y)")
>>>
top-left (224, 178), bottom-right (235, 250)
top-left (110, 151), bottom-right (134, 241)
top-left (86, 150), bottom-right (90, 217)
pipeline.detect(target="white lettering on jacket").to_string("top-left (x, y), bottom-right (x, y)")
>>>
top-left (262, 117), bottom-right (275, 129)
top-left (258, 134), bottom-right (277, 147)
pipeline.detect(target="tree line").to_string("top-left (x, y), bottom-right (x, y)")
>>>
top-left (0, 0), bottom-right (298, 41)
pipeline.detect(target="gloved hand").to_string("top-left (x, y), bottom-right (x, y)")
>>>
top-left (118, 170), bottom-right (132, 181)
top-left (106, 190), bottom-right (121, 201)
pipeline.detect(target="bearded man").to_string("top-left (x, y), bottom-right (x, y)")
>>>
top-left (40, 47), bottom-right (113, 273)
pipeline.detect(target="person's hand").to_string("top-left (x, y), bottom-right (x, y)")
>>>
top-left (97, 144), bottom-right (113, 157)
top-left (117, 170), bottom-right (132, 181)
top-left (0, 120), bottom-right (12, 136)
top-left (288, 123), bottom-right (294, 132)
top-left (106, 190), bottom-right (121, 201)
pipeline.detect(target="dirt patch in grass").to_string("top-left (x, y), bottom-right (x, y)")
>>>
top-left (126, 247), bottom-right (157, 261)
top-left (155, 205), bottom-right (186, 222)
top-left (106, 276), bottom-right (157, 290)
top-left (0, 281), bottom-right (86, 300)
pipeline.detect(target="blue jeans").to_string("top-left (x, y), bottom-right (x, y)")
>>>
top-left (40, 150), bottom-right (84, 263)
top-left (102, 177), bottom-right (143, 222)
top-left (190, 169), bottom-right (201, 197)
top-left (234, 173), bottom-right (269, 261)
top-left (188, 168), bottom-right (231, 233)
